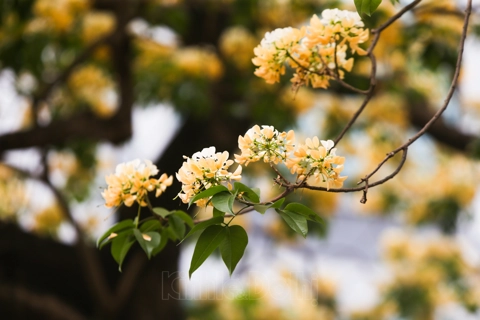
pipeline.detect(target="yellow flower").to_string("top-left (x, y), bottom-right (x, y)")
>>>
top-left (252, 27), bottom-right (305, 84)
top-left (101, 159), bottom-right (173, 208)
top-left (285, 137), bottom-right (347, 189)
top-left (253, 9), bottom-right (369, 90)
top-left (235, 125), bottom-right (295, 166)
top-left (176, 147), bottom-right (242, 207)
top-left (219, 26), bottom-right (257, 70)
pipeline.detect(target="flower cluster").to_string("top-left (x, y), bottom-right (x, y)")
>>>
top-left (176, 147), bottom-right (242, 207)
top-left (235, 125), bottom-right (347, 190)
top-left (285, 137), bottom-right (346, 190)
top-left (101, 159), bottom-right (173, 208)
top-left (235, 125), bottom-right (295, 166)
top-left (252, 9), bottom-right (369, 89)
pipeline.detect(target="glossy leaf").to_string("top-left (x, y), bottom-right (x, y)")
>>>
top-left (189, 225), bottom-right (227, 278)
top-left (284, 202), bottom-right (324, 224)
top-left (152, 228), bottom-right (169, 256)
top-left (211, 192), bottom-right (235, 214)
top-left (172, 210), bottom-right (194, 228)
top-left (97, 219), bottom-right (135, 248)
top-left (354, 0), bottom-right (382, 16)
top-left (234, 182), bottom-right (260, 203)
top-left (188, 185), bottom-right (229, 208)
top-left (168, 214), bottom-right (186, 240)
top-left (220, 225), bottom-right (248, 276)
top-left (180, 216), bottom-right (224, 243)
top-left (140, 220), bottom-right (162, 232)
top-left (133, 229), bottom-right (161, 259)
top-left (111, 234), bottom-right (136, 272)
top-left (276, 209), bottom-right (308, 238)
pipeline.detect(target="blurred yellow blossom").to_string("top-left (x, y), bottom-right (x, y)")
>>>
top-left (0, 166), bottom-right (27, 221)
top-left (68, 64), bottom-right (117, 117)
top-left (173, 47), bottom-right (223, 80)
top-left (219, 26), bottom-right (257, 70)
top-left (33, 205), bottom-right (65, 236)
top-left (31, 0), bottom-right (89, 33)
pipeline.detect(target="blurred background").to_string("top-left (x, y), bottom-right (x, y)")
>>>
top-left (1, 0), bottom-right (480, 319)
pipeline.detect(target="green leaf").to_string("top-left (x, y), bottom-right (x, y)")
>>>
top-left (211, 192), bottom-right (235, 214)
top-left (172, 210), bottom-right (194, 228)
top-left (168, 214), bottom-right (186, 240)
top-left (254, 198), bottom-right (286, 214)
top-left (189, 225), bottom-right (227, 278)
top-left (253, 204), bottom-right (270, 214)
top-left (234, 182), bottom-right (260, 203)
top-left (133, 229), bottom-right (161, 259)
top-left (213, 207), bottom-right (226, 218)
top-left (271, 198), bottom-right (285, 209)
top-left (97, 219), bottom-right (135, 248)
top-left (284, 202), bottom-right (324, 224)
top-left (180, 216), bottom-right (225, 243)
top-left (354, 0), bottom-right (382, 16)
top-left (111, 234), bottom-right (136, 272)
top-left (153, 207), bottom-right (172, 218)
top-left (152, 228), bottom-right (169, 256)
top-left (276, 209), bottom-right (308, 238)
top-left (220, 225), bottom-right (248, 276)
top-left (189, 185), bottom-right (229, 208)
top-left (139, 220), bottom-right (162, 232)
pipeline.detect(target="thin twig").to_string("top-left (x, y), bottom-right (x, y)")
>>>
top-left (333, 52), bottom-right (377, 145)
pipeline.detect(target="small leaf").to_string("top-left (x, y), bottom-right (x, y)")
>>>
top-left (220, 225), bottom-right (248, 276)
top-left (211, 192), bottom-right (235, 214)
top-left (180, 216), bottom-right (224, 243)
top-left (270, 198), bottom-right (285, 209)
top-left (234, 182), bottom-right (260, 203)
top-left (189, 185), bottom-right (229, 208)
top-left (172, 210), bottom-right (194, 228)
top-left (354, 0), bottom-right (382, 16)
top-left (254, 204), bottom-right (270, 214)
top-left (97, 219), bottom-right (134, 248)
top-left (168, 214), bottom-right (186, 240)
top-left (153, 207), bottom-right (172, 218)
top-left (134, 229), bottom-right (161, 259)
top-left (111, 234), bottom-right (136, 272)
top-left (285, 202), bottom-right (324, 224)
top-left (189, 225), bottom-right (227, 278)
top-left (254, 198), bottom-right (286, 214)
top-left (276, 209), bottom-right (308, 238)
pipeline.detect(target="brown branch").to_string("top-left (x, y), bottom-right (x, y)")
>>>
top-left (333, 52), bottom-right (377, 145)
top-left (0, 284), bottom-right (87, 320)
top-left (408, 100), bottom-right (477, 152)
top-left (391, 0), bottom-right (472, 154)
top-left (371, 0), bottom-right (424, 37)
top-left (0, 112), bottom-right (132, 153)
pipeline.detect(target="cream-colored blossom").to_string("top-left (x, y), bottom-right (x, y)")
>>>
top-left (101, 159), bottom-right (173, 208)
top-left (253, 9), bottom-right (369, 90)
top-left (285, 137), bottom-right (347, 189)
top-left (235, 125), bottom-right (295, 166)
top-left (176, 147), bottom-right (242, 207)
top-left (252, 27), bottom-right (305, 84)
